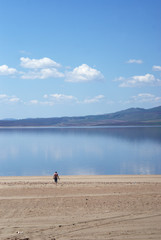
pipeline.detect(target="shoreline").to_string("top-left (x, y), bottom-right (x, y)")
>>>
top-left (1, 174), bottom-right (161, 182)
top-left (0, 125), bottom-right (161, 128)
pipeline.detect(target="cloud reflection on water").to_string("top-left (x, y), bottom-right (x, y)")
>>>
top-left (0, 127), bottom-right (161, 176)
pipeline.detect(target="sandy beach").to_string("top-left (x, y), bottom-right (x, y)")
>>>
top-left (0, 175), bottom-right (161, 240)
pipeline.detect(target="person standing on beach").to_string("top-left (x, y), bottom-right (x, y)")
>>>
top-left (53, 171), bottom-right (60, 184)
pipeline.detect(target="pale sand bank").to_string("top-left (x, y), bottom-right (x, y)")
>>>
top-left (0, 175), bottom-right (161, 240)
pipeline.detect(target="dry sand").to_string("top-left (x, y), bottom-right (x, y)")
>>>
top-left (0, 175), bottom-right (161, 240)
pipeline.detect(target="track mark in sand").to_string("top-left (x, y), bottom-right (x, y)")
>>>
top-left (51, 213), bottom-right (161, 239)
top-left (35, 213), bottom-right (133, 239)
top-left (19, 213), bottom-right (131, 238)
top-left (14, 213), bottom-right (161, 239)
top-left (54, 214), bottom-right (132, 237)
top-left (125, 213), bottom-right (161, 222)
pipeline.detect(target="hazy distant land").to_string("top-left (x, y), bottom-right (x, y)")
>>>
top-left (0, 106), bottom-right (161, 127)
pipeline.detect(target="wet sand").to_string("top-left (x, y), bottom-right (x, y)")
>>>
top-left (0, 175), bottom-right (161, 240)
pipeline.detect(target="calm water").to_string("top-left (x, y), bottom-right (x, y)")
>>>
top-left (0, 127), bottom-right (161, 176)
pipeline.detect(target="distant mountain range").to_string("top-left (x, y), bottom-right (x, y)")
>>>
top-left (0, 106), bottom-right (161, 127)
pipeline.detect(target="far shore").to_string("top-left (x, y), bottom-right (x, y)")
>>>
top-left (0, 124), bottom-right (161, 128)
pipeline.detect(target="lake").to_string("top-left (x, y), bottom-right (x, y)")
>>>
top-left (0, 127), bottom-right (161, 176)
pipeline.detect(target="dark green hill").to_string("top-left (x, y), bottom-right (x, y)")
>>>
top-left (0, 106), bottom-right (161, 127)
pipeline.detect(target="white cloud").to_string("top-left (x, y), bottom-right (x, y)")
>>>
top-left (126, 59), bottom-right (143, 64)
top-left (42, 93), bottom-right (105, 105)
top-left (0, 58), bottom-right (106, 83)
top-left (44, 93), bottom-right (77, 103)
top-left (50, 93), bottom-right (76, 101)
top-left (21, 68), bottom-right (64, 79)
top-left (35, 93), bottom-right (106, 106)
top-left (9, 97), bottom-right (20, 102)
top-left (130, 93), bottom-right (161, 103)
top-left (116, 73), bottom-right (161, 87)
top-left (30, 100), bottom-right (39, 104)
top-left (0, 65), bottom-right (17, 75)
top-left (0, 94), bottom-right (20, 103)
top-left (0, 94), bottom-right (8, 99)
top-left (26, 93), bottom-right (107, 106)
top-left (20, 57), bottom-right (61, 69)
top-left (152, 65), bottom-right (161, 71)
top-left (29, 99), bottom-right (54, 106)
top-left (83, 95), bottom-right (105, 103)
top-left (43, 94), bottom-right (48, 99)
top-left (20, 57), bottom-right (64, 79)
top-left (65, 64), bottom-right (104, 82)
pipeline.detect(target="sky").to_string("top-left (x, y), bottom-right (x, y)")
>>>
top-left (0, 0), bottom-right (161, 119)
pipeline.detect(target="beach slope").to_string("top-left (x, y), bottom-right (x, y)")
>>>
top-left (0, 175), bottom-right (161, 240)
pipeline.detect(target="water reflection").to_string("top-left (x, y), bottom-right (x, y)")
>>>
top-left (0, 127), bottom-right (161, 176)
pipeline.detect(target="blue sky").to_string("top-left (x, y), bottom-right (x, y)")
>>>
top-left (0, 0), bottom-right (161, 119)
